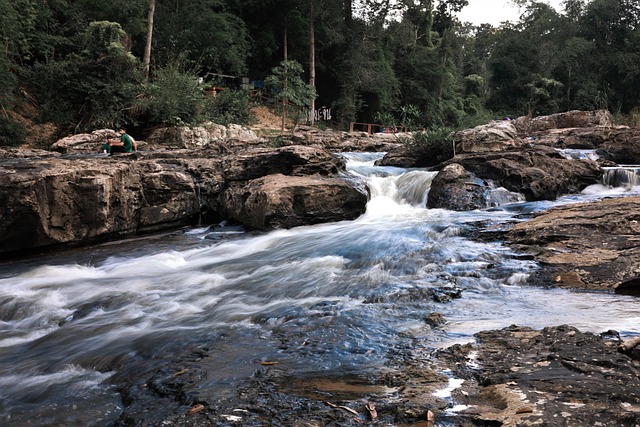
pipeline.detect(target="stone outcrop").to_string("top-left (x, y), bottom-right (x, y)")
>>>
top-left (504, 196), bottom-right (640, 293)
top-left (50, 129), bottom-right (119, 153)
top-left (0, 146), bottom-right (367, 257)
top-left (423, 110), bottom-right (627, 210)
top-left (0, 154), bottom-right (217, 255)
top-left (454, 119), bottom-right (521, 154)
top-left (288, 126), bottom-right (403, 153)
top-left (450, 149), bottom-right (602, 201)
top-left (220, 174), bottom-right (368, 229)
top-left (439, 325), bottom-right (640, 427)
top-left (222, 145), bottom-right (344, 181)
top-left (427, 149), bottom-right (601, 210)
top-left (512, 109), bottom-right (613, 134)
top-left (145, 123), bottom-right (262, 151)
top-left (427, 163), bottom-right (525, 211)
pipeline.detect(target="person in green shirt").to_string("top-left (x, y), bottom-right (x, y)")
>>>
top-left (105, 128), bottom-right (136, 154)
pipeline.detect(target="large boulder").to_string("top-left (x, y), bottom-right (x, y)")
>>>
top-left (222, 145), bottom-right (345, 181)
top-left (454, 120), bottom-right (522, 154)
top-left (49, 129), bottom-right (119, 153)
top-left (0, 155), bottom-right (220, 255)
top-left (220, 174), bottom-right (368, 229)
top-left (145, 123), bottom-right (261, 151)
top-left (512, 109), bottom-right (612, 134)
top-left (427, 163), bottom-right (524, 211)
top-left (505, 196), bottom-right (640, 292)
top-left (427, 164), bottom-right (488, 211)
top-left (0, 145), bottom-right (365, 257)
top-left (446, 148), bottom-right (602, 201)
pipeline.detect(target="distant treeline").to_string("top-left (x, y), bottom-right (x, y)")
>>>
top-left (0, 0), bottom-right (638, 145)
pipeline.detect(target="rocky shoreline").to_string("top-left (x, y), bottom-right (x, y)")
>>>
top-left (2, 110), bottom-right (640, 426)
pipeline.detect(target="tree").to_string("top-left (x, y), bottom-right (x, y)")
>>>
top-left (309, 0), bottom-right (316, 125)
top-left (29, 21), bottom-right (142, 132)
top-left (265, 60), bottom-right (317, 131)
top-left (143, 0), bottom-right (155, 79)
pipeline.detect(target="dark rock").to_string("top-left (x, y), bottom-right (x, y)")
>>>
top-left (427, 163), bottom-right (488, 211)
top-left (374, 144), bottom-right (420, 167)
top-left (439, 325), bottom-right (640, 427)
top-left (424, 312), bottom-right (446, 327)
top-left (446, 149), bottom-right (601, 201)
top-left (222, 145), bottom-right (345, 181)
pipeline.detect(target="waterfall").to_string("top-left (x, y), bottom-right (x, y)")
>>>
top-left (556, 148), bottom-right (600, 161)
top-left (602, 166), bottom-right (640, 190)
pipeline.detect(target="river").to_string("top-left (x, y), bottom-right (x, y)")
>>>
top-left (0, 152), bottom-right (638, 425)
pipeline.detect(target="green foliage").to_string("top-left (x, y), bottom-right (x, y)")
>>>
top-left (27, 21), bottom-right (141, 132)
top-left (137, 62), bottom-right (209, 126)
top-left (374, 111), bottom-right (397, 127)
top-left (404, 126), bottom-right (455, 167)
top-left (0, 55), bottom-right (17, 109)
top-left (0, 115), bottom-right (26, 147)
top-left (153, 0), bottom-right (250, 76)
top-left (1, 0), bottom-right (640, 142)
top-left (210, 89), bottom-right (254, 126)
top-left (526, 75), bottom-right (564, 116)
top-left (265, 60), bottom-right (317, 126)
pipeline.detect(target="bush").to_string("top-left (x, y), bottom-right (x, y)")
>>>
top-left (0, 116), bottom-right (26, 147)
top-left (137, 63), bottom-right (208, 127)
top-left (210, 89), bottom-right (254, 126)
top-left (404, 126), bottom-right (455, 167)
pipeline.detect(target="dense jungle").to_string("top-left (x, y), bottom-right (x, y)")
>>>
top-left (1, 0), bottom-right (639, 146)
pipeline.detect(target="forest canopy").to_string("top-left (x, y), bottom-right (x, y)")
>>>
top-left (0, 0), bottom-right (639, 145)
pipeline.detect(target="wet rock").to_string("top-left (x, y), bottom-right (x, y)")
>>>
top-left (427, 163), bottom-right (488, 211)
top-left (220, 173), bottom-right (368, 229)
top-left (424, 312), bottom-right (446, 328)
top-left (505, 196), bottom-right (640, 292)
top-left (438, 324), bottom-right (640, 427)
top-left (445, 148), bottom-right (601, 201)
top-left (374, 144), bottom-right (419, 167)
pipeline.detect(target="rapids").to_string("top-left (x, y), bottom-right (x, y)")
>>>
top-left (0, 152), bottom-right (638, 425)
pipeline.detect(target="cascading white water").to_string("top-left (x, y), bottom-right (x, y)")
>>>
top-left (602, 166), bottom-right (640, 190)
top-left (0, 152), bottom-right (638, 425)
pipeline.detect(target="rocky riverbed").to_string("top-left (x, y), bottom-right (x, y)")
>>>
top-left (1, 110), bottom-right (639, 426)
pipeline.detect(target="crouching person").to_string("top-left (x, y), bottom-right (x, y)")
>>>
top-left (107, 128), bottom-right (137, 154)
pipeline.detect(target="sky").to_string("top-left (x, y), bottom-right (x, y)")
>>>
top-left (457, 0), bottom-right (565, 26)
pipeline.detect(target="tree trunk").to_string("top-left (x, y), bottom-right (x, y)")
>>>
top-left (282, 25), bottom-right (288, 135)
top-left (143, 0), bottom-right (156, 80)
top-left (309, 0), bottom-right (316, 125)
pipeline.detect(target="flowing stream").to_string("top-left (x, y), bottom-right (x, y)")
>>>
top-left (1, 153), bottom-right (639, 425)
